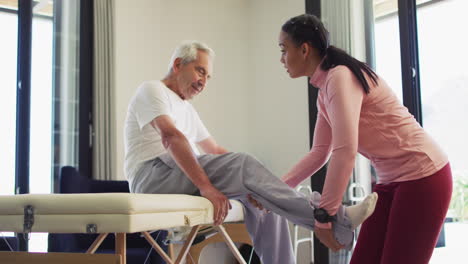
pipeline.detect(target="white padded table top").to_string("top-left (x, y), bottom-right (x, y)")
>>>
top-left (0, 193), bottom-right (244, 234)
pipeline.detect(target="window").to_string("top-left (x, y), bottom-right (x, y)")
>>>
top-left (373, 0), bottom-right (467, 262)
top-left (0, 3), bottom-right (18, 197)
top-left (0, 0), bottom-right (83, 252)
top-left (416, 0), bottom-right (468, 261)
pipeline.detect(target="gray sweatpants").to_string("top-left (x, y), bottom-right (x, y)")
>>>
top-left (131, 152), bottom-right (353, 264)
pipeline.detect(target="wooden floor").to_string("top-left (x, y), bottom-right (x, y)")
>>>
top-left (0, 251), bottom-right (121, 264)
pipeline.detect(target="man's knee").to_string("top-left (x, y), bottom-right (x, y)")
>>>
top-left (232, 152), bottom-right (261, 164)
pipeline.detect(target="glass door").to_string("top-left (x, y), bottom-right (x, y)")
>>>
top-left (416, 0), bottom-right (468, 262)
top-left (27, 0), bottom-right (54, 252)
top-left (0, 0), bottom-right (18, 241)
top-left (0, 0), bottom-right (81, 252)
top-left (28, 0), bottom-right (81, 252)
top-left (371, 0), bottom-right (466, 262)
top-left (373, 0), bottom-right (403, 101)
top-left (312, 0), bottom-right (464, 262)
top-left (0, 1), bottom-right (18, 196)
top-left (30, 0), bottom-right (54, 195)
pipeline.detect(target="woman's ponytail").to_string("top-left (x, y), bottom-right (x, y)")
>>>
top-left (322, 46), bottom-right (378, 94)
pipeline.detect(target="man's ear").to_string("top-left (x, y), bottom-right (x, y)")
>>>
top-left (172, 57), bottom-right (182, 73)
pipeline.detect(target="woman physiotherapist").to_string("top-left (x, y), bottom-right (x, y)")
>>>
top-left (278, 14), bottom-right (452, 264)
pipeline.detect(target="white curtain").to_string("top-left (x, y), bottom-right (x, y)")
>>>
top-left (321, 0), bottom-right (372, 199)
top-left (321, 0), bottom-right (352, 53)
top-left (321, 1), bottom-right (372, 262)
top-left (93, 0), bottom-right (115, 180)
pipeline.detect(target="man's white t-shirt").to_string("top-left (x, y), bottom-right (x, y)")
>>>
top-left (124, 80), bottom-right (210, 185)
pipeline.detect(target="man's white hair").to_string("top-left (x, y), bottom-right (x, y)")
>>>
top-left (167, 41), bottom-right (215, 74)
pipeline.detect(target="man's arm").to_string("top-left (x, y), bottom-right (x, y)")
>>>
top-left (151, 115), bottom-right (231, 225)
top-left (198, 137), bottom-right (228, 154)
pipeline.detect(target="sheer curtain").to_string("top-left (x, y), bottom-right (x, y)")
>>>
top-left (93, 0), bottom-right (115, 180)
top-left (321, 0), bottom-right (352, 55)
top-left (321, 0), bottom-right (373, 204)
top-left (321, 1), bottom-right (372, 263)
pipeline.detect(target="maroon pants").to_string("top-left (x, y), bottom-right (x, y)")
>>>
top-left (350, 163), bottom-right (452, 264)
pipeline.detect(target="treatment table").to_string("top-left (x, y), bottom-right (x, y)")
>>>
top-left (0, 193), bottom-right (250, 264)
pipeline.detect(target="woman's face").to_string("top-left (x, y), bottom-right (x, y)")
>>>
top-left (278, 30), bottom-right (308, 78)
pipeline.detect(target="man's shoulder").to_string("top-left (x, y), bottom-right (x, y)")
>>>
top-left (137, 80), bottom-right (165, 92)
top-left (133, 80), bottom-right (171, 100)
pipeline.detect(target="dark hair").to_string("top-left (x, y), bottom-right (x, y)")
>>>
top-left (281, 14), bottom-right (377, 94)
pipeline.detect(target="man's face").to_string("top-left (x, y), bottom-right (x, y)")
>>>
top-left (174, 50), bottom-right (213, 100)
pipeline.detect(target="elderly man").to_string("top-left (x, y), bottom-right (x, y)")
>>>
top-left (124, 41), bottom-right (376, 264)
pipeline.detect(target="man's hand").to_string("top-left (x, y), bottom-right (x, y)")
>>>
top-left (152, 116), bottom-right (231, 225)
top-left (200, 186), bottom-right (232, 225)
top-left (314, 226), bottom-right (345, 252)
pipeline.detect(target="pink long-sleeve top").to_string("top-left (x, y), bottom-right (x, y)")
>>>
top-left (282, 64), bottom-right (448, 229)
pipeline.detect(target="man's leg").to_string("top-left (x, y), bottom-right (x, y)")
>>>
top-left (134, 155), bottom-right (296, 263)
top-left (240, 199), bottom-right (295, 264)
top-left (309, 192), bottom-right (355, 249)
top-left (134, 152), bottom-right (354, 247)
top-left (196, 152), bottom-right (354, 243)
top-left (196, 152), bottom-right (318, 226)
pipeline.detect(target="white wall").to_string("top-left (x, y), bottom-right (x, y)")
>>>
top-left (246, 0), bottom-right (309, 178)
top-left (114, 0), bottom-right (253, 180)
top-left (114, 0), bottom-right (308, 181)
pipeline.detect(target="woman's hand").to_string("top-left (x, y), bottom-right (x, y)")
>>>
top-left (314, 226), bottom-right (345, 252)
